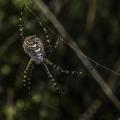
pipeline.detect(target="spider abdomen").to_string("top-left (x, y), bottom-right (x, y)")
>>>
top-left (23, 35), bottom-right (45, 64)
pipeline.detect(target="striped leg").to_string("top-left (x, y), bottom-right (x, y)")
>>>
top-left (42, 26), bottom-right (53, 54)
top-left (54, 37), bottom-right (60, 49)
top-left (44, 58), bottom-right (83, 75)
top-left (42, 27), bottom-right (60, 52)
top-left (43, 63), bottom-right (63, 94)
top-left (23, 59), bottom-right (35, 96)
top-left (19, 6), bottom-right (25, 41)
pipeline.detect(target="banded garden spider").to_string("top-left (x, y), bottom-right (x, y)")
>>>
top-left (19, 5), bottom-right (83, 96)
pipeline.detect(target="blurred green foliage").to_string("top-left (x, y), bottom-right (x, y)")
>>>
top-left (0, 0), bottom-right (120, 120)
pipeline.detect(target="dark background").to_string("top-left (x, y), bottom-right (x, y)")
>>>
top-left (0, 0), bottom-right (120, 120)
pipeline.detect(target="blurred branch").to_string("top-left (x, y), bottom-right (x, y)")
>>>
top-left (80, 99), bottom-right (101, 120)
top-left (5, 88), bottom-right (15, 120)
top-left (33, 0), bottom-right (120, 111)
top-left (85, 0), bottom-right (96, 33)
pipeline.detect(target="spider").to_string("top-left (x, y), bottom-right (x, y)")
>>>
top-left (19, 5), bottom-right (83, 96)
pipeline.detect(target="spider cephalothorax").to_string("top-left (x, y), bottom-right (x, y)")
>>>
top-left (23, 35), bottom-right (45, 64)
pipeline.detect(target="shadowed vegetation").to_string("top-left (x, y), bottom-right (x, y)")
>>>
top-left (0, 0), bottom-right (120, 120)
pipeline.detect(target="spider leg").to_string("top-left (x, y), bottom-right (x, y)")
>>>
top-left (42, 26), bottom-right (53, 54)
top-left (23, 59), bottom-right (35, 96)
top-left (44, 58), bottom-right (83, 75)
top-left (54, 37), bottom-right (60, 49)
top-left (44, 29), bottom-right (60, 52)
top-left (43, 63), bottom-right (63, 94)
top-left (19, 5), bottom-right (25, 41)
